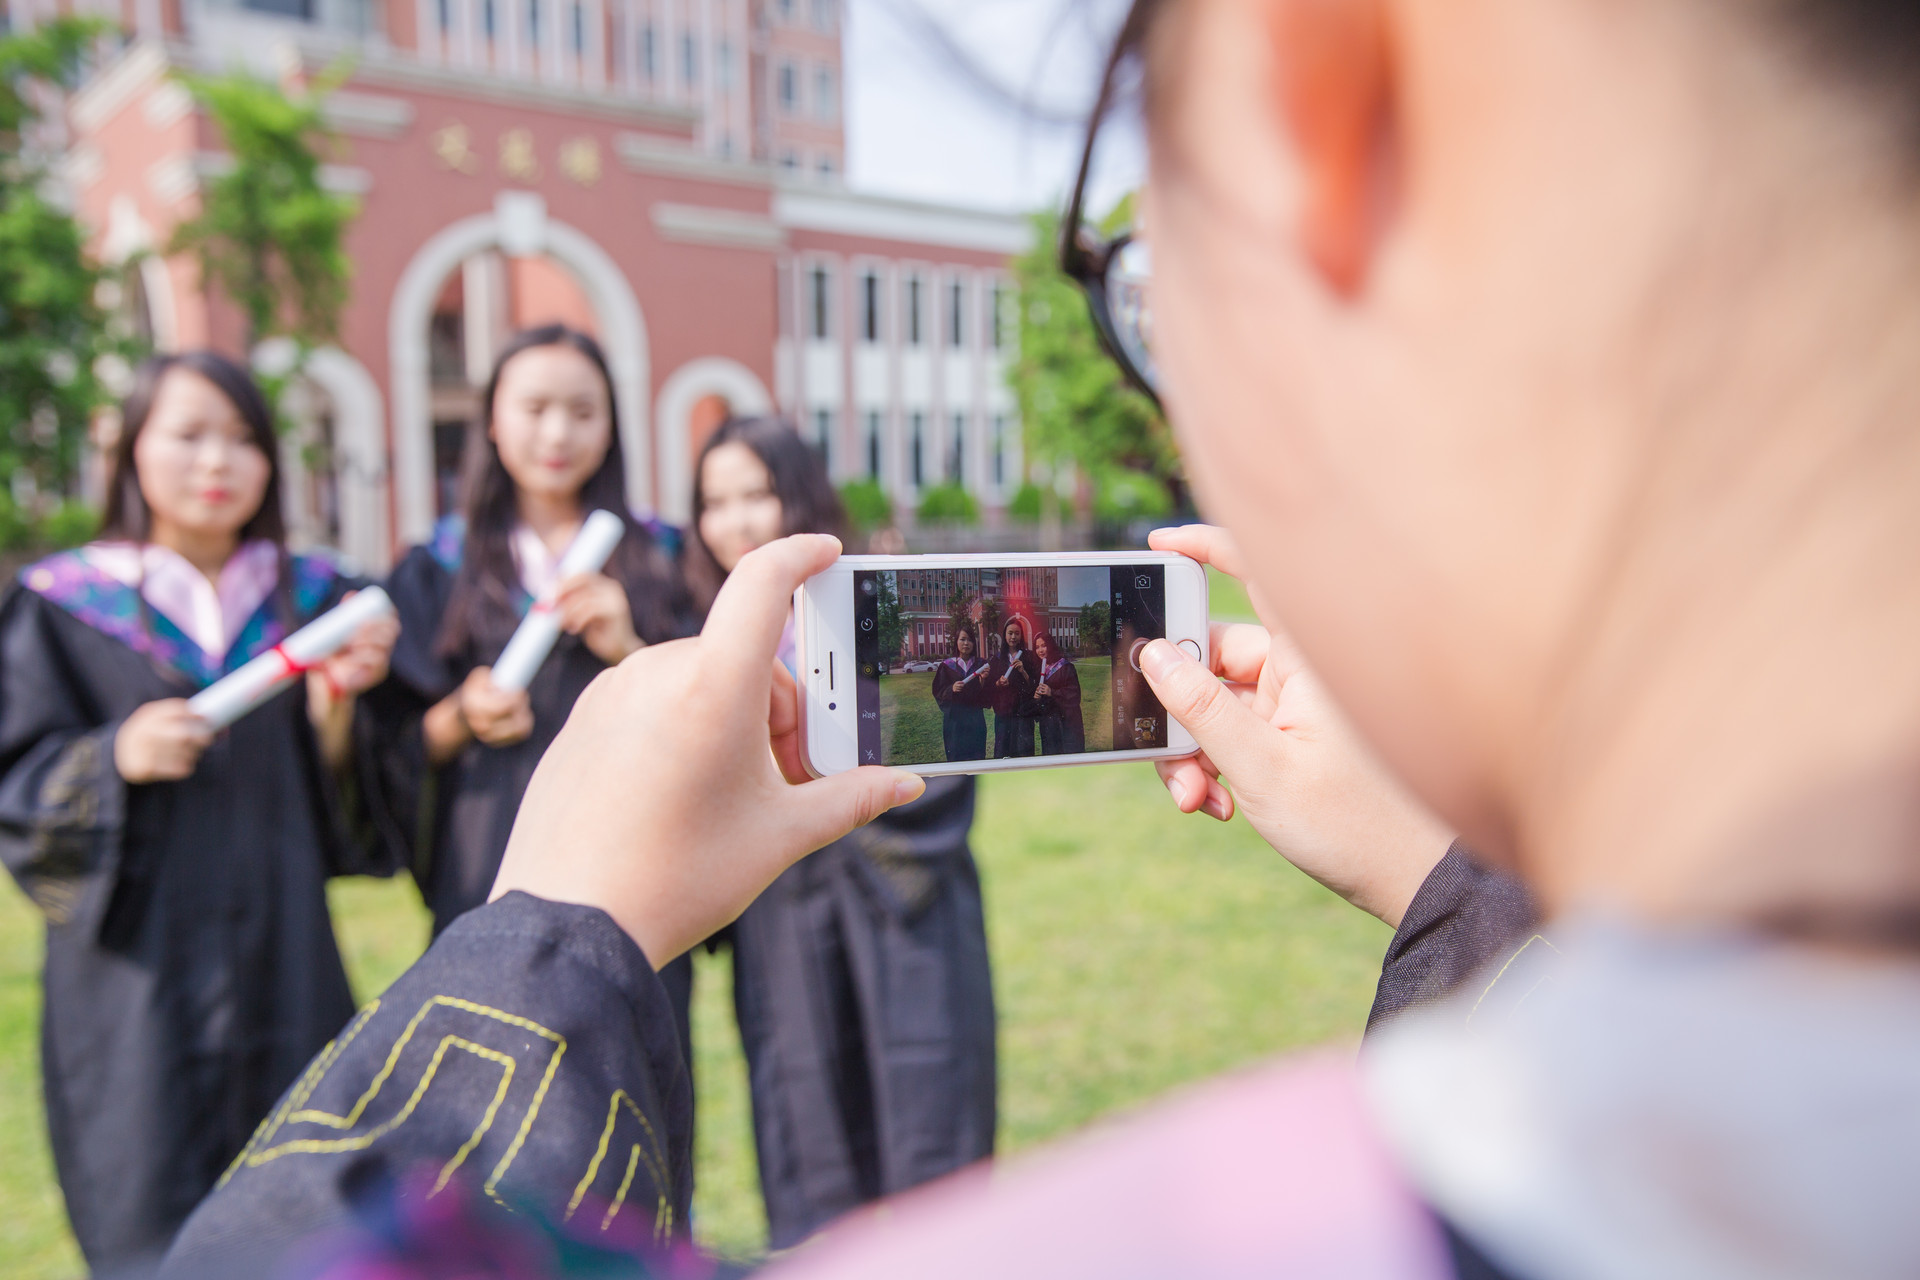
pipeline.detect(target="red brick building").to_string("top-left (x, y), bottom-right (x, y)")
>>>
top-left (22, 0), bottom-right (1027, 569)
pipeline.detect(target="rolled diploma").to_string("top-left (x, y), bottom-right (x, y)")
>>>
top-left (488, 508), bottom-right (627, 693)
top-left (186, 587), bottom-right (397, 730)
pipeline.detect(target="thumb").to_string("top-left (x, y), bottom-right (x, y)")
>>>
top-left (784, 767), bottom-right (927, 856)
top-left (1139, 638), bottom-right (1277, 777)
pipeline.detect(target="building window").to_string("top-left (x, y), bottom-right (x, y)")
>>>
top-left (817, 154), bottom-right (836, 178)
top-left (571, 2), bottom-right (584, 54)
top-left (813, 408), bottom-right (833, 470)
top-left (778, 60), bottom-right (797, 113)
top-left (528, 0), bottom-right (540, 47)
top-left (860, 271), bottom-right (879, 342)
top-left (780, 148), bottom-right (800, 170)
top-left (951, 412), bottom-right (966, 483)
top-left (810, 265), bottom-right (831, 340)
top-left (681, 33), bottom-right (698, 86)
top-left (907, 276), bottom-right (923, 346)
top-left (992, 414), bottom-right (1007, 487)
top-left (910, 412), bottom-right (925, 487)
top-left (775, 0), bottom-right (793, 19)
top-left (483, 0), bottom-right (496, 37)
top-left (437, 0), bottom-right (450, 31)
top-left (948, 280), bottom-right (965, 348)
top-left (991, 283), bottom-right (1007, 349)
top-left (641, 23), bottom-right (656, 78)
top-left (815, 66), bottom-right (838, 121)
top-left (812, 0), bottom-right (834, 31)
top-left (718, 132), bottom-right (733, 159)
top-left (716, 38), bottom-right (733, 89)
top-left (865, 410), bottom-right (882, 478)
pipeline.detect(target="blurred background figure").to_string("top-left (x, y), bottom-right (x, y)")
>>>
top-left (684, 416), bottom-right (997, 1249)
top-left (376, 325), bottom-right (693, 935)
top-left (0, 351), bottom-right (402, 1274)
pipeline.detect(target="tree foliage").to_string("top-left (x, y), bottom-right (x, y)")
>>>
top-left (874, 571), bottom-right (904, 664)
top-left (0, 18), bottom-right (124, 514)
top-left (167, 68), bottom-right (356, 348)
top-left (1007, 205), bottom-right (1180, 510)
top-left (1077, 599), bottom-right (1111, 657)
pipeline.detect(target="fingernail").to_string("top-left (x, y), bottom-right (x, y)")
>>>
top-left (1203, 792), bottom-right (1230, 821)
top-left (892, 773), bottom-right (926, 805)
top-left (1165, 776), bottom-right (1188, 807)
top-left (1139, 638), bottom-right (1187, 682)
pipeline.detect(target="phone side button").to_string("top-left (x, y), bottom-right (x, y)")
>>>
top-left (1178, 638), bottom-right (1203, 661)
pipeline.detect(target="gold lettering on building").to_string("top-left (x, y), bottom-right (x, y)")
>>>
top-left (559, 136), bottom-right (601, 188)
top-left (431, 123), bottom-right (479, 175)
top-left (499, 128), bottom-right (540, 181)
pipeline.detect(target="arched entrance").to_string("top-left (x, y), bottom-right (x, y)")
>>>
top-left (254, 340), bottom-right (391, 570)
top-left (389, 191), bottom-right (651, 545)
top-left (654, 356), bottom-right (773, 523)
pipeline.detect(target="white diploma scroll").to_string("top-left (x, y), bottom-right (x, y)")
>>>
top-left (186, 587), bottom-right (397, 730)
top-left (488, 508), bottom-right (627, 693)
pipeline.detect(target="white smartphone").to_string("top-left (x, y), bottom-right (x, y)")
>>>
top-left (795, 551), bottom-right (1208, 778)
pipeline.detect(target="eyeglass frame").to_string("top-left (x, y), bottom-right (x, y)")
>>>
top-left (1058, 0), bottom-right (1163, 408)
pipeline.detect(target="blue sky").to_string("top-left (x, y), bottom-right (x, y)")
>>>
top-left (844, 0), bottom-right (1144, 216)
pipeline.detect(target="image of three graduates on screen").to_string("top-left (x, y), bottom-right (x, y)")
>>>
top-left (932, 614), bottom-right (1085, 762)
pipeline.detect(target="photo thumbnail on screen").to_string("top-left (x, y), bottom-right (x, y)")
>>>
top-left (853, 565), bottom-right (1170, 767)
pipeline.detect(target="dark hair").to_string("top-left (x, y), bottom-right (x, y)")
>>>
top-left (437, 325), bottom-right (688, 657)
top-left (100, 350), bottom-right (287, 545)
top-left (684, 416), bottom-right (847, 615)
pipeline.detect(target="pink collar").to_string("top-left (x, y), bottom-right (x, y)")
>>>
top-left (80, 540), bottom-right (280, 661)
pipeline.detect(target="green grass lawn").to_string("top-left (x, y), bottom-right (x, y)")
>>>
top-left (0, 588), bottom-right (1362, 1276)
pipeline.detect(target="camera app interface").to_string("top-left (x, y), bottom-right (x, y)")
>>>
top-left (853, 565), bottom-right (1169, 767)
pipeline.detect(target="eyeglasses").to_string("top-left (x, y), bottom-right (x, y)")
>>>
top-left (1059, 2), bottom-right (1161, 408)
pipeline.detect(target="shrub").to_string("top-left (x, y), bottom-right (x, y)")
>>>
top-left (1006, 481), bottom-right (1044, 520)
top-left (916, 482), bottom-right (979, 525)
top-left (838, 478), bottom-right (893, 531)
top-left (1094, 469), bottom-right (1174, 522)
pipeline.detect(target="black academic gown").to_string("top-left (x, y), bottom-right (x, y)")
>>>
top-left (729, 775), bottom-right (996, 1249)
top-left (376, 519), bottom-right (691, 938)
top-left (931, 656), bottom-right (989, 762)
top-left (989, 649), bottom-right (1040, 759)
top-left (0, 552), bottom-right (402, 1275)
top-left (1035, 657), bottom-right (1085, 755)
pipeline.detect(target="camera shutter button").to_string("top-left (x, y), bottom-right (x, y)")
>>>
top-left (1177, 638), bottom-right (1203, 661)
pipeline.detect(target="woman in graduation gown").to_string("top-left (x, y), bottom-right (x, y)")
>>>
top-left (376, 325), bottom-right (692, 938)
top-left (0, 351), bottom-right (402, 1274)
top-left (1032, 631), bottom-right (1085, 756)
top-left (931, 627), bottom-right (990, 762)
top-left (686, 417), bottom-right (997, 1249)
top-left (989, 616), bottom-right (1041, 758)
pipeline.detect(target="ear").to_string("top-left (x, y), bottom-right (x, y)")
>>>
top-left (1266, 0), bottom-right (1394, 295)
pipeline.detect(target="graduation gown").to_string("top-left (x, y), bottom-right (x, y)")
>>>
top-left (930, 656), bottom-right (989, 762)
top-left (0, 549), bottom-right (402, 1275)
top-left (1034, 656), bottom-right (1085, 755)
top-left (729, 775), bottom-right (996, 1249)
top-left (377, 518), bottom-right (691, 937)
top-left (988, 649), bottom-right (1040, 759)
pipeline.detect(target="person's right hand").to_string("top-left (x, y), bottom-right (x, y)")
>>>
top-left (491, 535), bottom-right (925, 966)
top-left (1138, 525), bottom-right (1454, 928)
top-left (459, 667), bottom-right (535, 747)
top-left (114, 700), bottom-right (215, 783)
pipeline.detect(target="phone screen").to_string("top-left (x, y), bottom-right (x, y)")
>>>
top-left (852, 564), bottom-right (1169, 766)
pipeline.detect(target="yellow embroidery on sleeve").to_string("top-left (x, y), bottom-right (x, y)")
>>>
top-left (566, 1090), bottom-right (673, 1241)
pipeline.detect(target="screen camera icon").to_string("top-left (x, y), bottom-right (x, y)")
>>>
top-left (860, 617), bottom-right (873, 631)
top-left (1135, 575), bottom-right (1151, 589)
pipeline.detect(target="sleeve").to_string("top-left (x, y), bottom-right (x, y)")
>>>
top-left (932, 661), bottom-right (955, 707)
top-left (161, 892), bottom-right (695, 1277)
top-left (1362, 841), bottom-right (1541, 1038)
top-left (1057, 662), bottom-right (1083, 716)
top-left (0, 587), bottom-right (130, 935)
top-left (352, 549), bottom-right (459, 884)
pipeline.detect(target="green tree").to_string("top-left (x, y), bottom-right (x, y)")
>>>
top-left (0, 18), bottom-right (124, 523)
top-left (1007, 204), bottom-right (1181, 513)
top-left (977, 594), bottom-right (1002, 657)
top-left (874, 572), bottom-right (904, 665)
top-left (916, 480), bottom-right (979, 525)
top-left (168, 68), bottom-right (356, 351)
top-left (945, 586), bottom-right (978, 655)
top-left (1077, 599), bottom-right (1111, 657)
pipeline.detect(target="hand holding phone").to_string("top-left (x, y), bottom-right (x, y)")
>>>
top-left (1137, 525), bottom-right (1454, 929)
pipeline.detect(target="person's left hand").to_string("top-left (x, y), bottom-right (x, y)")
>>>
top-left (491, 535), bottom-right (927, 966)
top-left (557, 571), bottom-right (644, 666)
top-left (311, 594), bottom-right (400, 704)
